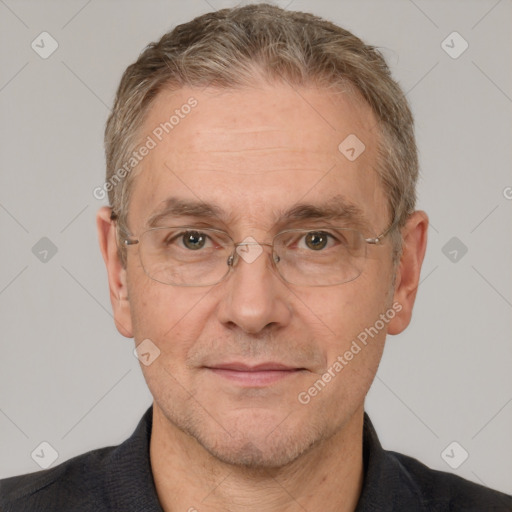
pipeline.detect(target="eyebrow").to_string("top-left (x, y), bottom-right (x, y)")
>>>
top-left (146, 194), bottom-right (370, 232)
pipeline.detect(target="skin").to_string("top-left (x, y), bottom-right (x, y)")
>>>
top-left (97, 82), bottom-right (428, 511)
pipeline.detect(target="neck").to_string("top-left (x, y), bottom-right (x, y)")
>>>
top-left (150, 403), bottom-right (365, 512)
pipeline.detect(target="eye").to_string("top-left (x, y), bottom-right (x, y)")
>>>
top-left (298, 231), bottom-right (337, 251)
top-left (303, 232), bottom-right (327, 250)
top-left (162, 230), bottom-right (213, 251)
top-left (180, 231), bottom-right (210, 250)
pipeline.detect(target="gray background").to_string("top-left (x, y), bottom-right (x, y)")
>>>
top-left (1, 0), bottom-right (511, 496)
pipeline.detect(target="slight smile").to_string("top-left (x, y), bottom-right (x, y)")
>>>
top-left (204, 363), bottom-right (308, 387)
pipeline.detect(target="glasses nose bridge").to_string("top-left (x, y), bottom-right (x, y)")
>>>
top-left (227, 239), bottom-right (277, 270)
top-left (234, 240), bottom-right (273, 249)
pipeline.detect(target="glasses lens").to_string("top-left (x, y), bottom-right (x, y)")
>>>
top-left (136, 226), bottom-right (368, 287)
top-left (139, 227), bottom-right (232, 286)
top-left (273, 228), bottom-right (366, 286)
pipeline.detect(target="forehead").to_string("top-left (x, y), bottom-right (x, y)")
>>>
top-left (127, 83), bottom-right (388, 233)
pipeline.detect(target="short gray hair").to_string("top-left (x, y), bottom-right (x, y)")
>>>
top-left (105, 3), bottom-right (418, 265)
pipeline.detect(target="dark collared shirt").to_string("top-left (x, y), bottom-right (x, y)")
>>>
top-left (1, 406), bottom-right (510, 511)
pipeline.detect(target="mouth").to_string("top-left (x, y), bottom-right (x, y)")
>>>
top-left (204, 362), bottom-right (307, 387)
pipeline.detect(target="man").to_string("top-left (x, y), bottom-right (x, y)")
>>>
top-left (1, 3), bottom-right (510, 511)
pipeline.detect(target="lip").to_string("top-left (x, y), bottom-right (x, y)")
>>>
top-left (205, 362), bottom-right (306, 386)
top-left (208, 362), bottom-right (299, 372)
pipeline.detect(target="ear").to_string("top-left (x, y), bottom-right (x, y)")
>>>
top-left (96, 207), bottom-right (133, 338)
top-left (387, 210), bottom-right (428, 335)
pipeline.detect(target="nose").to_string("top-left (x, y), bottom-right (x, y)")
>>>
top-left (215, 241), bottom-right (292, 334)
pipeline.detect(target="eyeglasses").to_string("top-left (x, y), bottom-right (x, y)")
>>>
top-left (122, 224), bottom-right (395, 287)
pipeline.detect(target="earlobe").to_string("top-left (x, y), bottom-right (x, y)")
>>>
top-left (387, 210), bottom-right (429, 335)
top-left (96, 207), bottom-right (134, 338)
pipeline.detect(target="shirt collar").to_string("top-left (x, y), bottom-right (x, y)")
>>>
top-left (105, 405), bottom-right (426, 511)
top-left (106, 405), bottom-right (163, 511)
top-left (355, 414), bottom-right (427, 511)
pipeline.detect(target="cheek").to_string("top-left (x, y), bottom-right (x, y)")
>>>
top-left (127, 265), bottom-right (209, 356)
top-left (296, 268), bottom-right (393, 394)
top-left (299, 271), bottom-right (391, 345)
top-left (128, 281), bottom-right (213, 403)
top-left (296, 282), bottom-right (390, 417)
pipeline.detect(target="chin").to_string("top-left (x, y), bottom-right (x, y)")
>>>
top-left (201, 432), bottom-right (317, 469)
top-left (183, 408), bottom-right (328, 469)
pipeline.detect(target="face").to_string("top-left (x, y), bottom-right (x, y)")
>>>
top-left (109, 83), bottom-right (404, 468)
